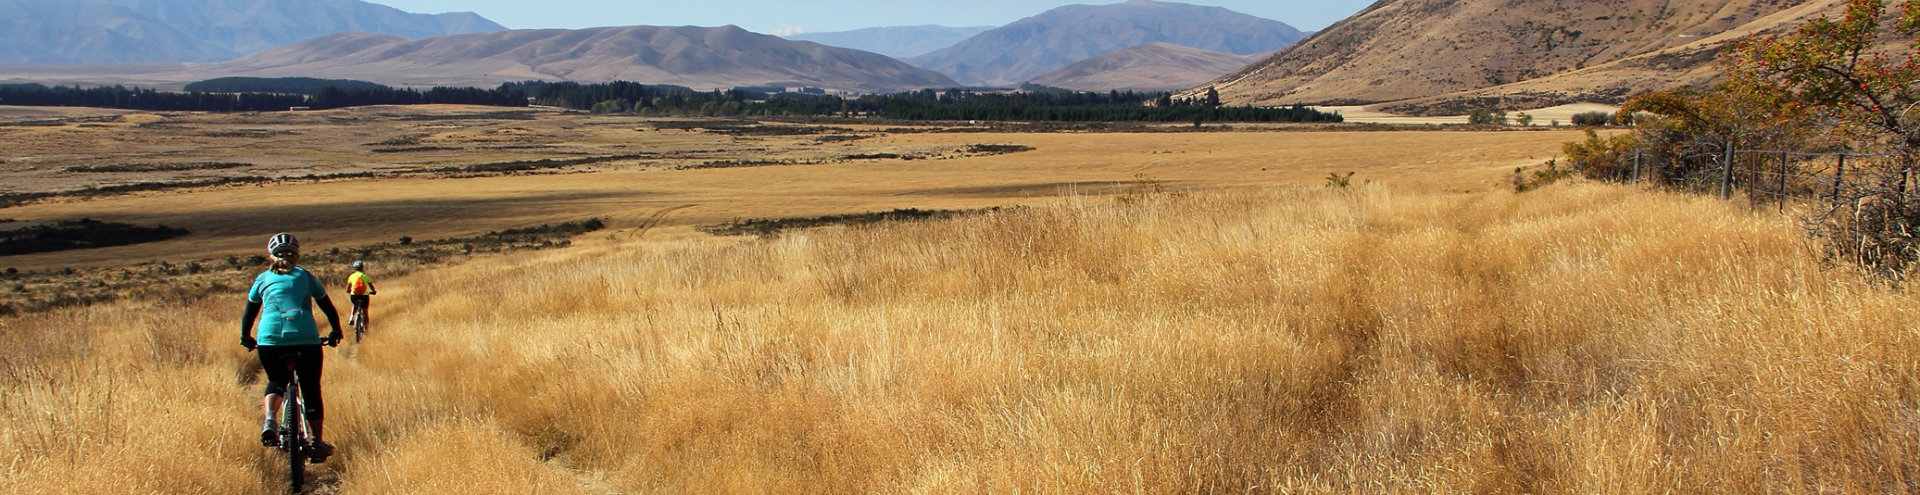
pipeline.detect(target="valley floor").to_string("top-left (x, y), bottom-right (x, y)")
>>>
top-left (4, 108), bottom-right (1908, 494)
top-left (4, 182), bottom-right (1916, 493)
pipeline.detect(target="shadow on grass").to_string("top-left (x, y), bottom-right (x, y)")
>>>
top-left (698, 208), bottom-right (1000, 237)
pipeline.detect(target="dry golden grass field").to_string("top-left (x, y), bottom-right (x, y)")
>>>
top-left (0, 105), bottom-right (1573, 272)
top-left (2, 105), bottom-right (1915, 494)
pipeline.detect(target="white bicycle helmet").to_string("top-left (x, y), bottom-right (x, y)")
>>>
top-left (267, 232), bottom-right (299, 257)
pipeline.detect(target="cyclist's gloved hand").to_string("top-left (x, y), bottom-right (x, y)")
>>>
top-left (325, 331), bottom-right (343, 347)
top-left (242, 336), bottom-right (257, 351)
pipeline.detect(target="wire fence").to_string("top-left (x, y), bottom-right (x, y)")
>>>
top-left (1609, 146), bottom-right (1920, 216)
top-left (1585, 143), bottom-right (1920, 277)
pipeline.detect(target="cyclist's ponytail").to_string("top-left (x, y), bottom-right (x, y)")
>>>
top-left (270, 253), bottom-right (297, 275)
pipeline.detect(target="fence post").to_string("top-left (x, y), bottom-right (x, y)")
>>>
top-left (1633, 150), bottom-right (1642, 183)
top-left (1902, 157), bottom-right (1913, 204)
top-left (1721, 141), bottom-right (1736, 199)
top-left (1902, 159), bottom-right (1913, 212)
top-left (1778, 151), bottom-right (1789, 213)
top-left (1833, 154), bottom-right (1847, 208)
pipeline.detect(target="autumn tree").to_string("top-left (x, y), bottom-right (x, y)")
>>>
top-left (1601, 0), bottom-right (1920, 276)
top-left (1731, 0), bottom-right (1920, 276)
top-left (1728, 0), bottom-right (1920, 154)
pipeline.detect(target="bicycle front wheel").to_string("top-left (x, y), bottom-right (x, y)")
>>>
top-left (288, 442), bottom-right (306, 493)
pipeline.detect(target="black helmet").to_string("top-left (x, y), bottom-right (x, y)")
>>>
top-left (267, 232), bottom-right (299, 258)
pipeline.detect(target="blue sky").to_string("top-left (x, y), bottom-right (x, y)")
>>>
top-left (372, 1), bottom-right (1375, 35)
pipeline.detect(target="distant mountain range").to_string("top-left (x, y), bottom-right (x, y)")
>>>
top-left (786, 25), bottom-right (994, 59)
top-left (11, 0), bottom-right (1856, 114)
top-left (212, 26), bottom-right (959, 92)
top-left (1029, 42), bottom-right (1264, 92)
top-left (0, 0), bottom-right (505, 63)
top-left (0, 0), bottom-right (1323, 98)
top-left (909, 0), bottom-right (1306, 87)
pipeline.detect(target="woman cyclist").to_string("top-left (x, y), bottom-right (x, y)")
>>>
top-left (241, 232), bottom-right (344, 463)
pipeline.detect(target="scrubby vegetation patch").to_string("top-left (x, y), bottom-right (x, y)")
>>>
top-left (700, 208), bottom-right (997, 237)
top-left (63, 162), bottom-right (251, 173)
top-left (0, 218), bottom-right (605, 316)
top-left (0, 218), bottom-right (188, 256)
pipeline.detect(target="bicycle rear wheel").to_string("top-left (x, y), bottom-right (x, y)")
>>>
top-left (282, 388), bottom-right (306, 493)
top-left (352, 308), bottom-right (367, 343)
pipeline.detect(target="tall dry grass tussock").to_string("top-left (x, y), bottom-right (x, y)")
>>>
top-left (2, 182), bottom-right (1916, 493)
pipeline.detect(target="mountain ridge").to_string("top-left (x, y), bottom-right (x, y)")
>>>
top-left (212, 25), bottom-right (960, 92)
top-left (0, 0), bottom-right (505, 63)
top-left (1029, 42), bottom-right (1263, 92)
top-left (909, 0), bottom-right (1306, 87)
top-left (786, 25), bottom-right (994, 59)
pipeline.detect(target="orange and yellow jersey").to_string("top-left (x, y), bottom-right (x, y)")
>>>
top-left (346, 271), bottom-right (376, 296)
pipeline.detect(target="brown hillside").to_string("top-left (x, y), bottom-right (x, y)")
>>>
top-left (1029, 42), bottom-right (1264, 92)
top-left (1206, 0), bottom-right (1851, 113)
top-left (211, 26), bottom-right (958, 92)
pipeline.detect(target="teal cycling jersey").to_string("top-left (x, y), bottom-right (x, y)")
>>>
top-left (248, 267), bottom-right (328, 346)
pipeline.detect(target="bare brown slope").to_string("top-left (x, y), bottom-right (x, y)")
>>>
top-left (212, 26), bottom-right (959, 92)
top-left (1206, 0), bottom-right (1850, 111)
top-left (1029, 42), bottom-right (1262, 91)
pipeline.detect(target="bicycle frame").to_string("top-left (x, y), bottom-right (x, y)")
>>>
top-left (349, 302), bottom-right (369, 343)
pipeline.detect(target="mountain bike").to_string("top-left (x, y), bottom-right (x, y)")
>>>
top-left (270, 350), bottom-right (314, 493)
top-left (349, 304), bottom-right (368, 343)
top-left (262, 343), bottom-right (333, 493)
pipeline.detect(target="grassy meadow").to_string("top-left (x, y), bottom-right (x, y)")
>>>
top-left (4, 178), bottom-right (1916, 493)
top-left (0, 106), bottom-right (1579, 271)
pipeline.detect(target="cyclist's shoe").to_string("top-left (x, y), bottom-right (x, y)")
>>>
top-left (260, 420), bottom-right (279, 447)
top-left (308, 441), bottom-right (335, 464)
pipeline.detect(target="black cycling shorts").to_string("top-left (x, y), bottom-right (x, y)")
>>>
top-left (258, 345), bottom-right (324, 420)
top-left (349, 294), bottom-right (370, 309)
